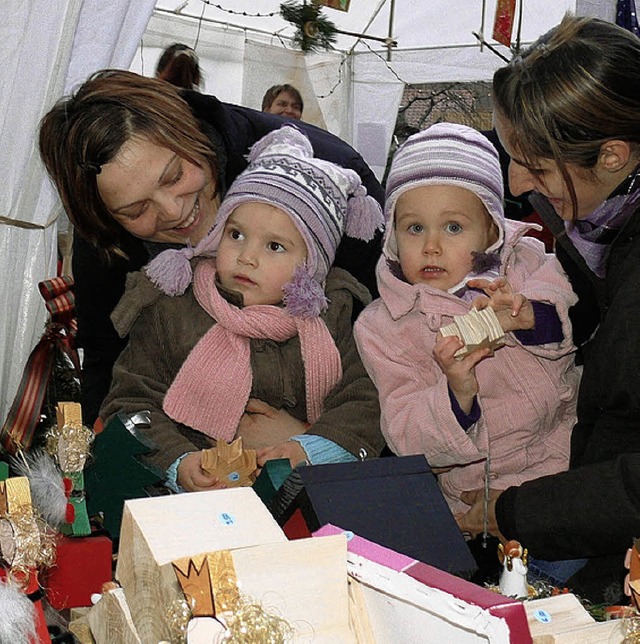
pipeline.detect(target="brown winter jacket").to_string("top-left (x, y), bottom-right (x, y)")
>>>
top-left (99, 266), bottom-right (384, 473)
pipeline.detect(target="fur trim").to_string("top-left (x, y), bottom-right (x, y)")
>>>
top-left (12, 450), bottom-right (67, 529)
top-left (0, 580), bottom-right (37, 644)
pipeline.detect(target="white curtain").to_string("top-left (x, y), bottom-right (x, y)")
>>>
top-left (0, 0), bottom-right (156, 426)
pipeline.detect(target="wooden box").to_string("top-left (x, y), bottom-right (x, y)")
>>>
top-left (115, 487), bottom-right (287, 643)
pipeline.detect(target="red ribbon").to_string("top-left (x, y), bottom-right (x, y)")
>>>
top-left (0, 276), bottom-right (80, 454)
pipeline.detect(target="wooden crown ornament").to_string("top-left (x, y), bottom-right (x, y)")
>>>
top-left (200, 438), bottom-right (257, 488)
top-left (439, 307), bottom-right (506, 360)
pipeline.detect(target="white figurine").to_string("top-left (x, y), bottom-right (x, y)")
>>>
top-left (498, 540), bottom-right (529, 598)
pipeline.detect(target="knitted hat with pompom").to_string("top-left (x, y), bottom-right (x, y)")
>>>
top-left (383, 122), bottom-right (505, 263)
top-left (146, 124), bottom-right (384, 317)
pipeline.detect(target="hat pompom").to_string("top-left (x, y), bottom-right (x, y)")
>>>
top-left (345, 189), bottom-right (384, 241)
top-left (247, 124), bottom-right (312, 164)
top-left (283, 264), bottom-right (328, 318)
top-left (145, 246), bottom-right (196, 296)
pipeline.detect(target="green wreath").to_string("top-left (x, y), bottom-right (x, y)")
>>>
top-left (280, 1), bottom-right (338, 52)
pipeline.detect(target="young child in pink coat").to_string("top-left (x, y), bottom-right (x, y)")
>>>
top-left (354, 123), bottom-right (580, 516)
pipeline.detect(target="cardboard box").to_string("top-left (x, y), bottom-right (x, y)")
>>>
top-left (269, 455), bottom-right (477, 577)
top-left (315, 524), bottom-right (532, 644)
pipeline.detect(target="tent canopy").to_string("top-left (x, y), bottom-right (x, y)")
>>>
top-left (140, 0), bottom-right (582, 177)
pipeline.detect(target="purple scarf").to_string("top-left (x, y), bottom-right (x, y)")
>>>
top-left (566, 169), bottom-right (640, 278)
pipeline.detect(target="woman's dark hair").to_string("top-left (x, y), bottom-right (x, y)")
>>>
top-left (156, 43), bottom-right (201, 90)
top-left (493, 13), bottom-right (640, 218)
top-left (39, 70), bottom-right (217, 255)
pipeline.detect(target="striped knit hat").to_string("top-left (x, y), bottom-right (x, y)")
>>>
top-left (383, 122), bottom-right (505, 261)
top-left (147, 125), bottom-right (383, 317)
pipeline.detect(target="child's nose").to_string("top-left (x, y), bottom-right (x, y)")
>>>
top-left (422, 233), bottom-right (441, 255)
top-left (238, 245), bottom-right (258, 266)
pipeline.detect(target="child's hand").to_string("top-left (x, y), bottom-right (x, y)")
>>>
top-left (467, 277), bottom-right (535, 333)
top-left (434, 333), bottom-right (490, 414)
top-left (177, 451), bottom-right (227, 492)
top-left (236, 399), bottom-right (308, 449)
top-left (256, 440), bottom-right (309, 470)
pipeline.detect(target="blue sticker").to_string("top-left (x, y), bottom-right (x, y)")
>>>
top-left (533, 609), bottom-right (552, 624)
top-left (343, 531), bottom-right (354, 541)
top-left (219, 512), bottom-right (235, 526)
top-left (228, 471), bottom-right (240, 482)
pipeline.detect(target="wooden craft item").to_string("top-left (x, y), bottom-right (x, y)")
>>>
top-left (172, 554), bottom-right (216, 617)
top-left (53, 402), bottom-right (92, 536)
top-left (56, 401), bottom-right (83, 432)
top-left (115, 488), bottom-right (286, 643)
top-left (439, 307), bottom-right (505, 359)
top-left (200, 437), bottom-right (257, 488)
top-left (55, 401), bottom-right (89, 472)
top-left (84, 587), bottom-right (142, 644)
top-left (0, 475), bottom-right (32, 515)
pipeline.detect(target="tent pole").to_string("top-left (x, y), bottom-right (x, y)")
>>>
top-left (387, 0), bottom-right (396, 61)
top-left (514, 0), bottom-right (524, 54)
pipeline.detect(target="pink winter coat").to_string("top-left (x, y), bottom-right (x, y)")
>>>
top-left (354, 220), bottom-right (580, 514)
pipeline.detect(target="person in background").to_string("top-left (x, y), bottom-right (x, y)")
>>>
top-left (457, 14), bottom-right (640, 604)
top-left (354, 122), bottom-right (578, 520)
top-left (155, 42), bottom-right (201, 91)
top-left (262, 84), bottom-right (304, 120)
top-left (38, 70), bottom-right (383, 426)
top-left (100, 125), bottom-right (385, 491)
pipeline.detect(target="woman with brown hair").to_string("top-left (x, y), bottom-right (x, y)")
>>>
top-left (458, 14), bottom-right (640, 604)
top-left (155, 43), bottom-right (201, 90)
top-left (39, 69), bottom-right (383, 425)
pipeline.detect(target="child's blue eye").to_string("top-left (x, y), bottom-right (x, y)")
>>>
top-left (446, 222), bottom-right (462, 234)
top-left (408, 224), bottom-right (424, 234)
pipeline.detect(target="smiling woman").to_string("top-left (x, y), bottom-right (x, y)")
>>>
top-left (97, 137), bottom-right (218, 245)
top-left (38, 69), bottom-right (383, 424)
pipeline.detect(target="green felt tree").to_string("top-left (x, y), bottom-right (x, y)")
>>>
top-left (84, 414), bottom-right (163, 540)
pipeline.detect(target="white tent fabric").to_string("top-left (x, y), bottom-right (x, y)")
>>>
top-left (0, 0), bottom-right (155, 427)
top-left (144, 0), bottom-right (613, 177)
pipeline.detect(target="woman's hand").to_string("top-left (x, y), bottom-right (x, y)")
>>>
top-left (256, 440), bottom-right (309, 470)
top-left (236, 399), bottom-right (308, 449)
top-left (455, 488), bottom-right (506, 542)
top-left (177, 451), bottom-right (227, 492)
top-left (467, 277), bottom-right (534, 333)
top-left (434, 333), bottom-right (490, 414)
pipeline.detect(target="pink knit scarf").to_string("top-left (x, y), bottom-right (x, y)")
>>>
top-left (163, 259), bottom-right (343, 442)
